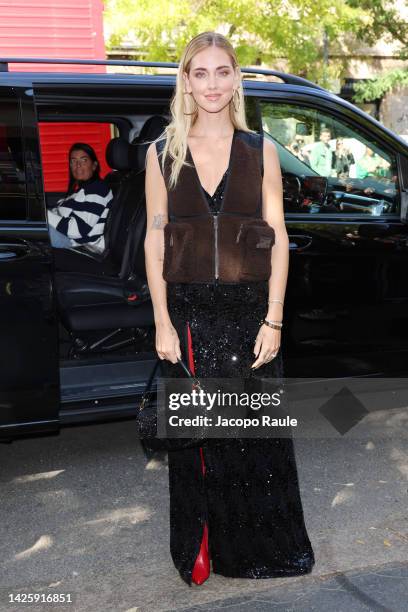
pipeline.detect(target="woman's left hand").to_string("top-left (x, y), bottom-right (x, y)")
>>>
top-left (251, 324), bottom-right (281, 369)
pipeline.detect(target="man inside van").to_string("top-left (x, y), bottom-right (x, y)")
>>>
top-left (47, 143), bottom-right (113, 253)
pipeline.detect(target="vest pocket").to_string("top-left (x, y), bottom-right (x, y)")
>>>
top-left (163, 222), bottom-right (195, 282)
top-left (238, 220), bottom-right (275, 281)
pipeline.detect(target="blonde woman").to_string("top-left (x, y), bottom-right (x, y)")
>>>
top-left (144, 31), bottom-right (315, 586)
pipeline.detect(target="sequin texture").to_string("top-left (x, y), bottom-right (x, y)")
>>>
top-left (161, 177), bottom-right (315, 586)
top-left (201, 168), bottom-right (228, 209)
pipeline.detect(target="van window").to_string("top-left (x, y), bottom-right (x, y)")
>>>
top-left (261, 101), bottom-right (399, 216)
top-left (38, 122), bottom-right (117, 193)
top-left (0, 97), bottom-right (27, 220)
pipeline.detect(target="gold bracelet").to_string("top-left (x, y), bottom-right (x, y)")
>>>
top-left (265, 317), bottom-right (282, 325)
top-left (268, 299), bottom-right (284, 305)
top-left (260, 319), bottom-right (283, 330)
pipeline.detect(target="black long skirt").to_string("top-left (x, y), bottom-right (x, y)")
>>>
top-left (160, 280), bottom-right (315, 586)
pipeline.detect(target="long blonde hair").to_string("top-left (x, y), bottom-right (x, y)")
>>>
top-left (154, 31), bottom-right (252, 190)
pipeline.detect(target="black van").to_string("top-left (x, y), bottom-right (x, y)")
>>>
top-left (1, 58), bottom-right (408, 441)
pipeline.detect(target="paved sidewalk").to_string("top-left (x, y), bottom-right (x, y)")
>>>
top-left (0, 405), bottom-right (407, 612)
top-left (178, 561), bottom-right (408, 611)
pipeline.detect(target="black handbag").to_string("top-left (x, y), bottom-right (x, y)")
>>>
top-left (137, 356), bottom-right (207, 456)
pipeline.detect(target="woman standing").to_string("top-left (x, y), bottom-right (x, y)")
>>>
top-left (144, 31), bottom-right (315, 586)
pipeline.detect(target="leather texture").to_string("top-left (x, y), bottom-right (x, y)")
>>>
top-left (55, 116), bottom-right (168, 332)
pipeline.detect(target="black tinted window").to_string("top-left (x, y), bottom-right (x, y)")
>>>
top-left (261, 101), bottom-right (399, 216)
top-left (0, 98), bottom-right (27, 220)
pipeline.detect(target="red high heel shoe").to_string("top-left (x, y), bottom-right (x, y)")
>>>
top-left (192, 447), bottom-right (210, 585)
top-left (186, 323), bottom-right (210, 586)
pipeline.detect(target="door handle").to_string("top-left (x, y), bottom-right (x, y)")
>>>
top-left (0, 242), bottom-right (31, 261)
top-left (288, 234), bottom-right (313, 251)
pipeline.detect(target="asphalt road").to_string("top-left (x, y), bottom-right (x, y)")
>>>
top-left (0, 406), bottom-right (407, 612)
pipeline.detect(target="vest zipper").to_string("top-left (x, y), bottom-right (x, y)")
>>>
top-left (213, 213), bottom-right (219, 281)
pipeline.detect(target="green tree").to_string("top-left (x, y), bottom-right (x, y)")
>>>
top-left (104, 0), bottom-right (367, 88)
top-left (346, 0), bottom-right (408, 103)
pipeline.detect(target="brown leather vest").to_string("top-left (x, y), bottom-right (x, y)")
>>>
top-left (156, 128), bottom-right (275, 284)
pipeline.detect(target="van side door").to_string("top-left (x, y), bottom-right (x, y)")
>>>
top-left (0, 85), bottom-right (60, 439)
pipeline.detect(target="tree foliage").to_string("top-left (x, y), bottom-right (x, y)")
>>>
top-left (104, 0), bottom-right (408, 94)
top-left (353, 68), bottom-right (408, 102)
top-left (346, 0), bottom-right (408, 102)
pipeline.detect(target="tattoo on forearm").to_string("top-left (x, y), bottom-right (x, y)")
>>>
top-left (152, 214), bottom-right (166, 229)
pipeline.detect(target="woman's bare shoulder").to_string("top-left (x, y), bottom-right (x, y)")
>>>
top-left (263, 136), bottom-right (277, 152)
top-left (263, 136), bottom-right (279, 163)
top-left (146, 141), bottom-right (158, 161)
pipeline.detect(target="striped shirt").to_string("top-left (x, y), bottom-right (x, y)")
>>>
top-left (47, 177), bottom-right (113, 253)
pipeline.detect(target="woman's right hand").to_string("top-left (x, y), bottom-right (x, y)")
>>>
top-left (155, 321), bottom-right (182, 363)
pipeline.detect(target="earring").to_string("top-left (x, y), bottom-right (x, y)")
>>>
top-left (183, 91), bottom-right (198, 116)
top-left (231, 89), bottom-right (241, 112)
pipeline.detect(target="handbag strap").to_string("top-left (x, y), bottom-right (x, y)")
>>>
top-left (140, 355), bottom-right (204, 413)
top-left (177, 357), bottom-right (204, 391)
top-left (139, 358), bottom-right (161, 412)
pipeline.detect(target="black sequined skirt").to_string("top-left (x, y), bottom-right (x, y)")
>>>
top-left (161, 281), bottom-right (315, 585)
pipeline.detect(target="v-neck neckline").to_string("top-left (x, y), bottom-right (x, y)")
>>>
top-left (201, 169), bottom-right (228, 200)
top-left (187, 128), bottom-right (237, 212)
